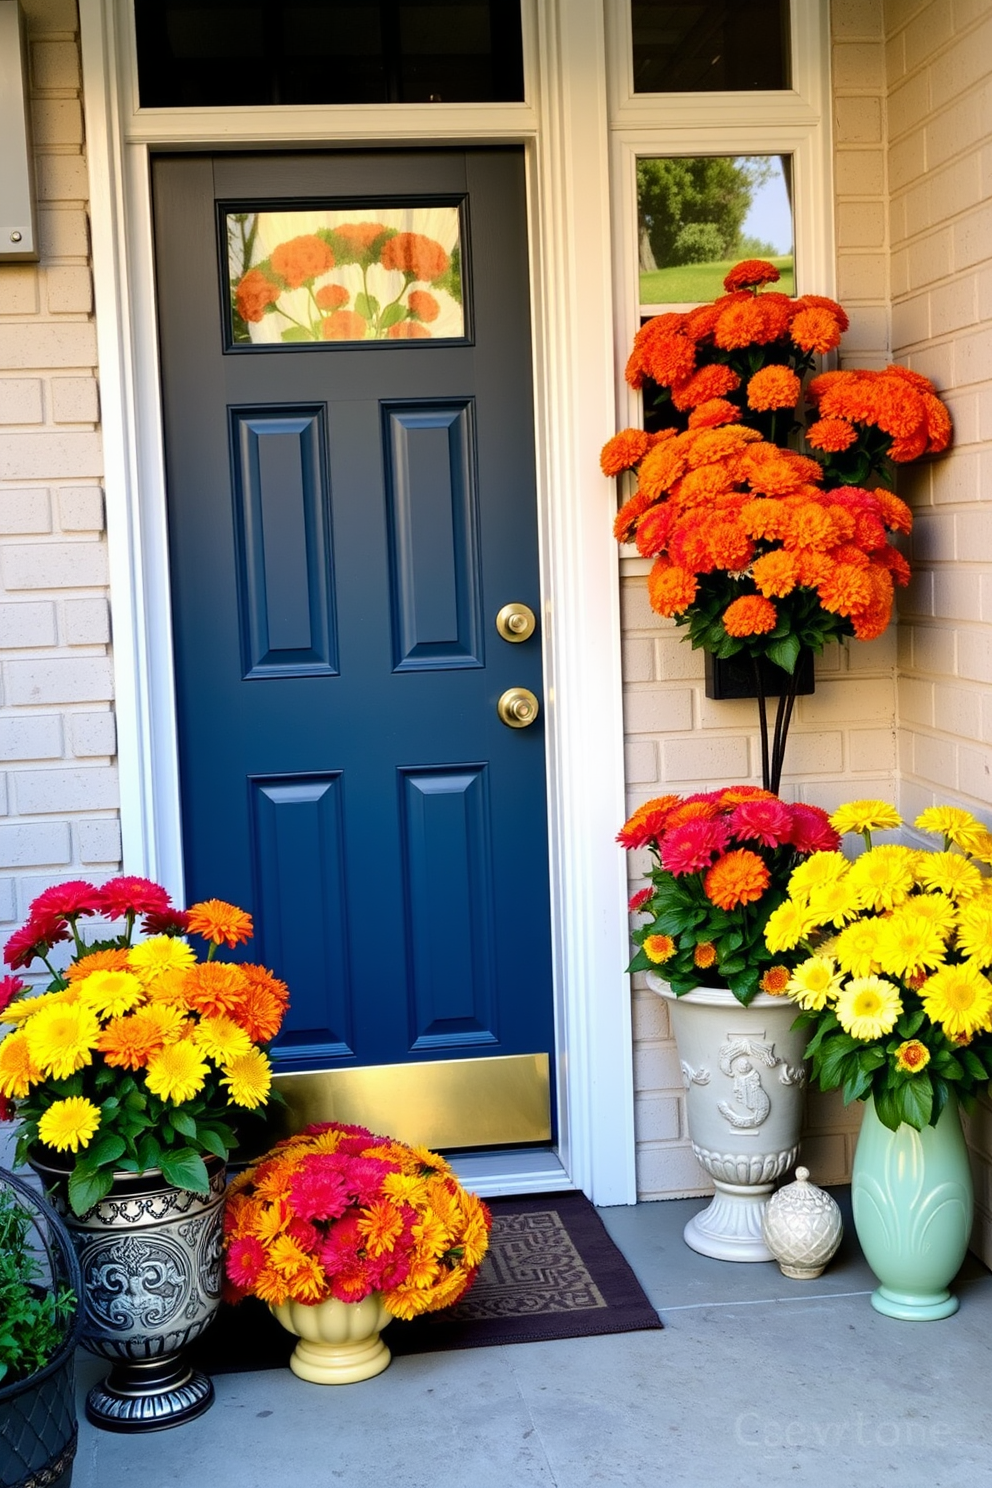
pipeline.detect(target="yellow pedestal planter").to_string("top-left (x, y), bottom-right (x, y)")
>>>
top-left (270, 1295), bottom-right (393, 1384)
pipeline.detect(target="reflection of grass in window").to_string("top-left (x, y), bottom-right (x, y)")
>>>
top-left (640, 255), bottom-right (794, 306)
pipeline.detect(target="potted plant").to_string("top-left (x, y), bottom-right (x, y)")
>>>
top-left (620, 786), bottom-right (840, 1260)
top-left (223, 1122), bottom-right (491, 1383)
top-left (766, 800), bottom-right (992, 1318)
top-left (0, 876), bottom-right (289, 1431)
top-left (0, 1165), bottom-right (82, 1488)
top-left (603, 259), bottom-right (952, 789)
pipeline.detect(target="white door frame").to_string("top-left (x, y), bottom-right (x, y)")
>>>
top-left (77, 0), bottom-right (637, 1204)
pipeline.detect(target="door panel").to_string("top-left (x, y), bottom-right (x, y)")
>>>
top-left (152, 149), bottom-right (554, 1095)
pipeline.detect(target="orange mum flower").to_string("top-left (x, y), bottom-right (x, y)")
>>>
top-left (184, 962), bottom-right (249, 1019)
top-left (670, 363), bottom-right (741, 411)
top-left (333, 221), bottom-right (389, 257)
top-left (798, 294), bottom-right (850, 332)
top-left (760, 966), bottom-right (791, 994)
top-left (642, 333), bottom-right (697, 388)
top-left (739, 498), bottom-right (789, 541)
top-left (791, 547), bottom-right (832, 587)
top-left (97, 1010), bottom-right (169, 1070)
top-left (241, 963), bottom-right (290, 1008)
top-left (638, 440), bottom-right (689, 499)
top-left (921, 393), bottom-right (952, 452)
top-left (704, 850), bottom-right (771, 910)
top-left (187, 899), bottom-right (253, 947)
top-left (616, 795), bottom-right (679, 848)
top-left (380, 233), bottom-right (449, 282)
top-left (746, 365), bottom-right (801, 411)
top-left (66, 948), bottom-right (131, 982)
top-left (816, 564), bottom-right (874, 618)
top-left (270, 235), bottom-right (335, 289)
top-left (687, 399), bottom-right (742, 429)
top-left (408, 289), bottom-right (440, 323)
top-left (888, 427), bottom-right (928, 462)
top-left (806, 417), bottom-right (857, 452)
top-left (321, 310), bottom-right (367, 341)
top-left (723, 260), bottom-right (781, 292)
top-left (614, 489), bottom-right (656, 542)
top-left (236, 269), bottom-right (281, 323)
top-left (644, 934), bottom-right (676, 964)
top-left (790, 306), bottom-right (843, 353)
top-left (722, 594), bottom-right (778, 637)
top-left (314, 283), bottom-right (349, 311)
top-left (714, 299), bottom-right (786, 350)
top-left (693, 941), bottom-right (717, 968)
top-left (784, 501), bottom-right (841, 551)
top-left (237, 984), bottom-right (285, 1044)
top-left (386, 321), bottom-right (431, 338)
top-left (751, 549), bottom-right (798, 598)
top-left (601, 428), bottom-right (652, 477)
top-left (634, 503), bottom-right (675, 557)
top-left (647, 560), bottom-right (698, 617)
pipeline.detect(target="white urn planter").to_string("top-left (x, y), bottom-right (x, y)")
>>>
top-left (648, 974), bottom-right (809, 1262)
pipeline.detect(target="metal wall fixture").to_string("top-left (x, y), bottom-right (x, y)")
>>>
top-left (0, 1), bottom-right (39, 261)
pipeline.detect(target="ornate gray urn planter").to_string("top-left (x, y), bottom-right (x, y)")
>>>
top-left (30, 1155), bottom-right (226, 1432)
top-left (648, 975), bottom-right (808, 1261)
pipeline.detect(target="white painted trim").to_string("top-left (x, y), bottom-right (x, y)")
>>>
top-left (77, 0), bottom-right (638, 1207)
top-left (449, 1149), bottom-right (575, 1200)
top-left (603, 0), bottom-right (834, 459)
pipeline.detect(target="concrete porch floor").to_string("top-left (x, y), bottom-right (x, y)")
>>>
top-left (71, 1190), bottom-right (992, 1488)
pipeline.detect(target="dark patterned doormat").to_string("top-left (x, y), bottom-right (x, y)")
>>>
top-left (191, 1191), bottom-right (661, 1373)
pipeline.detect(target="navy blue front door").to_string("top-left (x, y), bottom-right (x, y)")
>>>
top-left (152, 150), bottom-right (554, 1081)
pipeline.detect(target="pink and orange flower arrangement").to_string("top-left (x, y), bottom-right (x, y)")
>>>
top-left (0, 877), bottom-right (287, 1214)
top-left (603, 259), bottom-right (952, 791)
top-left (223, 1123), bottom-right (491, 1322)
top-left (621, 785), bottom-right (840, 1004)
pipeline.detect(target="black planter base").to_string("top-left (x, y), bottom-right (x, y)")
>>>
top-left (85, 1353), bottom-right (214, 1434)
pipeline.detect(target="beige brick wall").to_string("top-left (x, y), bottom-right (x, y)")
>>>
top-left (883, 0), bottom-right (992, 1262)
top-left (0, 0), bottom-right (117, 955)
top-left (627, 3), bottom-right (896, 1199)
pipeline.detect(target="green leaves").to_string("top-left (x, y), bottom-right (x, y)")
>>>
top-left (0, 1190), bottom-right (75, 1383)
top-left (158, 1149), bottom-right (210, 1196)
top-left (68, 1164), bottom-right (115, 1216)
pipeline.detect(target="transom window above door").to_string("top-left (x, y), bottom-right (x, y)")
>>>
top-left (134, 0), bottom-right (525, 107)
top-left (631, 0), bottom-right (792, 92)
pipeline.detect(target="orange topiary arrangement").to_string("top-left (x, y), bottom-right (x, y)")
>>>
top-left (603, 260), bottom-right (952, 790)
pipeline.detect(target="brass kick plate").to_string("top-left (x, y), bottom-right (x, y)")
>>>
top-left (274, 1052), bottom-right (551, 1149)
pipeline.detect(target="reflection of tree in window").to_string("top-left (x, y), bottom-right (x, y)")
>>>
top-left (637, 157), bottom-right (775, 271)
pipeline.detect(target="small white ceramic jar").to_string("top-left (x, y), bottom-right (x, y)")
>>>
top-left (761, 1167), bottom-right (843, 1279)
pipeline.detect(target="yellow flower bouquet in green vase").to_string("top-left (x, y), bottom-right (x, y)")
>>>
top-left (765, 801), bottom-right (992, 1130)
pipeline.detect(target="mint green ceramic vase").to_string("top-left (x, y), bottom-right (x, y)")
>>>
top-left (851, 1093), bottom-right (973, 1320)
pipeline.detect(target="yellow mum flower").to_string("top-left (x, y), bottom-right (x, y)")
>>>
top-left (833, 920), bottom-right (883, 978)
top-left (764, 898), bottom-right (818, 953)
top-left (77, 969), bottom-right (146, 1019)
top-left (24, 1002), bottom-right (100, 1080)
top-left (145, 967), bottom-right (192, 1011)
top-left (37, 1095), bottom-right (101, 1153)
top-left (835, 976), bottom-right (903, 1040)
top-left (128, 936), bottom-right (196, 982)
top-left (786, 955), bottom-right (844, 1010)
top-left (967, 829), bottom-right (992, 866)
top-left (893, 1039), bottom-right (931, 1074)
top-left (915, 806), bottom-right (990, 855)
top-left (920, 962), bottom-right (992, 1039)
top-left (917, 851), bottom-right (984, 902)
top-left (909, 892), bottom-right (959, 939)
top-left (830, 800), bottom-right (902, 837)
top-left (956, 903), bottom-right (992, 967)
top-left (219, 1047), bottom-right (271, 1109)
top-left (0, 1029), bottom-right (40, 1097)
top-left (787, 852), bottom-right (850, 897)
top-left (848, 846), bottom-right (918, 913)
top-left (193, 1014), bottom-right (252, 1065)
top-left (144, 1040), bottom-right (209, 1103)
top-left (874, 912), bottom-right (948, 980)
top-left (1, 987), bottom-right (78, 1025)
top-left (807, 879), bottom-right (860, 928)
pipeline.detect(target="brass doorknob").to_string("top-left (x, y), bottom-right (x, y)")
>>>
top-left (497, 687), bottom-right (540, 728)
top-left (495, 602), bottom-right (537, 643)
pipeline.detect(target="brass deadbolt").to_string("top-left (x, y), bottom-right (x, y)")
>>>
top-left (495, 602), bottom-right (537, 643)
top-left (497, 687), bottom-right (540, 728)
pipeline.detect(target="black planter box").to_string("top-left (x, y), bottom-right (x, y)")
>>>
top-left (705, 648), bottom-right (815, 701)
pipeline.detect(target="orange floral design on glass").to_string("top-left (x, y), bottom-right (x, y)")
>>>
top-left (227, 205), bottom-right (464, 345)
